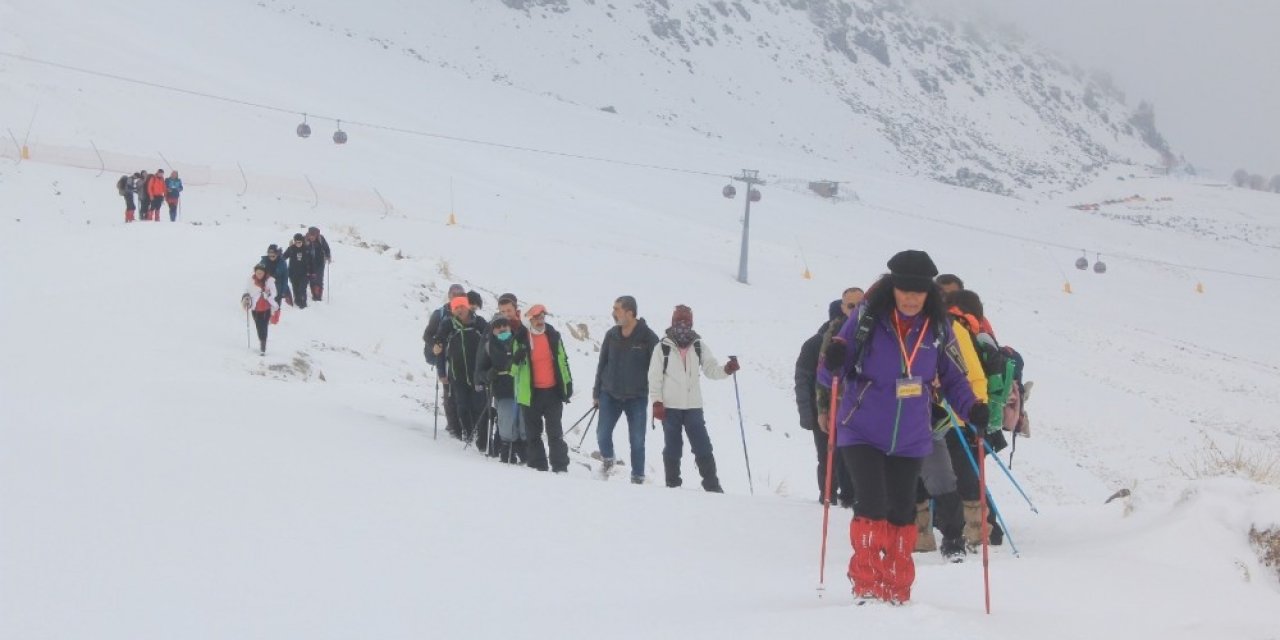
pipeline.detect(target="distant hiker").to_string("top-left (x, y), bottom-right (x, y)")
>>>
top-left (475, 315), bottom-right (525, 464)
top-left (796, 299), bottom-right (857, 506)
top-left (815, 287), bottom-right (865, 504)
top-left (818, 250), bottom-right (986, 605)
top-left (515, 304), bottom-right (574, 472)
top-left (116, 174), bottom-right (136, 223)
top-left (282, 234), bottom-right (313, 309)
top-left (147, 170), bottom-right (167, 222)
top-left (135, 171), bottom-right (151, 220)
top-left (164, 171), bottom-right (183, 221)
top-left (648, 305), bottom-right (736, 492)
top-left (935, 274), bottom-right (995, 335)
top-left (593, 295), bottom-right (660, 483)
top-left (259, 244), bottom-right (293, 307)
top-left (438, 296), bottom-right (490, 450)
top-left (241, 263), bottom-right (280, 356)
top-left (304, 226), bottom-right (332, 301)
top-left (426, 283), bottom-right (467, 440)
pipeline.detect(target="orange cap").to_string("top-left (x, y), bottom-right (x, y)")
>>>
top-left (526, 304), bottom-right (547, 318)
top-left (450, 296), bottom-right (470, 312)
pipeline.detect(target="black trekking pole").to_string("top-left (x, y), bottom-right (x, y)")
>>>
top-left (487, 393), bottom-right (499, 458)
top-left (731, 366), bottom-right (754, 495)
top-left (463, 388), bottom-right (491, 452)
top-left (244, 308), bottom-right (250, 349)
top-left (433, 377), bottom-right (440, 440)
top-left (572, 406), bottom-right (599, 452)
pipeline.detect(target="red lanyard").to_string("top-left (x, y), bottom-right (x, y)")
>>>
top-left (892, 313), bottom-right (930, 375)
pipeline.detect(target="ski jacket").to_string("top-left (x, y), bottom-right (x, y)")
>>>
top-left (819, 306), bottom-right (977, 458)
top-left (647, 336), bottom-right (728, 409)
top-left (593, 319), bottom-right (659, 401)
top-left (948, 318), bottom-right (989, 420)
top-left (475, 335), bottom-right (517, 400)
top-left (244, 276), bottom-right (280, 313)
top-left (441, 315), bottom-right (488, 385)
top-left (258, 255), bottom-right (292, 300)
top-left (512, 324), bottom-right (573, 405)
top-left (815, 315), bottom-right (848, 417)
top-left (134, 175), bottom-right (149, 197)
top-left (165, 176), bottom-right (183, 197)
top-left (794, 322), bottom-right (828, 431)
top-left (147, 174), bottom-right (166, 198)
top-left (306, 235), bottom-right (332, 265)
top-left (282, 244), bottom-right (315, 279)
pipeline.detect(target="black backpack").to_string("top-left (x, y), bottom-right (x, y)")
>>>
top-left (116, 175), bottom-right (129, 196)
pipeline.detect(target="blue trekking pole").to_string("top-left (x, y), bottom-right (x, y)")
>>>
top-left (946, 407), bottom-right (1020, 558)
top-left (730, 361), bottom-right (754, 495)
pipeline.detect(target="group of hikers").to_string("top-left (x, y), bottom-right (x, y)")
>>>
top-left (240, 226), bottom-right (333, 355)
top-left (793, 250), bottom-right (1031, 606)
top-left (423, 288), bottom-right (741, 491)
top-left (116, 170), bottom-right (183, 222)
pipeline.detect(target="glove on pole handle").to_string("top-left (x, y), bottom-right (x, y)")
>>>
top-left (433, 377), bottom-right (440, 440)
top-left (818, 377), bottom-right (840, 595)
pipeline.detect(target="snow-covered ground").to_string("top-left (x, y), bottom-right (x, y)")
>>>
top-left (2, 1), bottom-right (1279, 638)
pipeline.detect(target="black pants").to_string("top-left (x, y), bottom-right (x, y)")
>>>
top-left (451, 382), bottom-right (489, 450)
top-left (524, 388), bottom-right (567, 472)
top-left (251, 309), bottom-right (270, 349)
top-left (149, 197), bottom-right (162, 217)
top-left (123, 193), bottom-right (135, 211)
top-left (813, 428), bottom-right (855, 504)
top-left (945, 430), bottom-right (981, 501)
top-left (290, 274), bottom-right (309, 308)
top-left (840, 444), bottom-right (922, 527)
top-left (138, 196), bottom-right (151, 218)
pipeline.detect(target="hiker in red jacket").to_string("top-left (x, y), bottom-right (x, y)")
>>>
top-left (147, 170), bottom-right (167, 222)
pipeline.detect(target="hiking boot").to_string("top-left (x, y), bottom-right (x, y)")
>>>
top-left (940, 536), bottom-right (966, 563)
top-left (630, 475), bottom-right (645, 485)
top-left (914, 501), bottom-right (937, 553)
top-left (963, 500), bottom-right (988, 551)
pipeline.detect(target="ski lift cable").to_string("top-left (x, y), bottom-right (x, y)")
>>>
top-left (0, 51), bottom-right (729, 179)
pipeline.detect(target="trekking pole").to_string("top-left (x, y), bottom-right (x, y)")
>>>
top-left (488, 392), bottom-right (499, 458)
top-left (817, 377), bottom-right (840, 598)
top-left (463, 388), bottom-right (491, 452)
top-left (244, 308), bottom-right (250, 349)
top-left (978, 410), bottom-right (991, 614)
top-left (570, 407), bottom-right (599, 453)
top-left (565, 405), bottom-right (596, 436)
top-left (730, 367), bottom-right (754, 496)
top-left (946, 407), bottom-right (1020, 558)
top-left (433, 377), bottom-right (440, 440)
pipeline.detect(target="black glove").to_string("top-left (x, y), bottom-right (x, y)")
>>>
top-left (823, 339), bottom-right (848, 370)
top-left (985, 429), bottom-right (1008, 453)
top-left (512, 349), bottom-right (528, 365)
top-left (967, 403), bottom-right (990, 430)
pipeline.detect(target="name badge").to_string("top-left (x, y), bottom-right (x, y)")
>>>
top-left (896, 376), bottom-right (924, 399)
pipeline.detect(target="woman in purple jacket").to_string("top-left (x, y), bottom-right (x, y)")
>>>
top-left (819, 250), bottom-right (989, 605)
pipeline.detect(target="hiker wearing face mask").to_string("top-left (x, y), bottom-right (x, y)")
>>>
top-left (476, 315), bottom-right (526, 464)
top-left (648, 305), bottom-right (739, 493)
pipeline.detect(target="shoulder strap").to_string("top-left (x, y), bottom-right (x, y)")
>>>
top-left (661, 343), bottom-right (671, 374)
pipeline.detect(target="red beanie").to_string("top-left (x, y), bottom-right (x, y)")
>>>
top-left (672, 305), bottom-right (693, 326)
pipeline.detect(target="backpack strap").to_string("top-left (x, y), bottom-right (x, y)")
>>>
top-left (660, 341), bottom-right (703, 375)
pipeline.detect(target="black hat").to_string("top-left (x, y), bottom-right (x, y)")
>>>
top-left (887, 250), bottom-right (939, 293)
top-left (293, 233), bottom-right (305, 241)
top-left (490, 315), bottom-right (511, 329)
top-left (267, 244), bottom-right (280, 255)
top-left (828, 299), bottom-right (844, 321)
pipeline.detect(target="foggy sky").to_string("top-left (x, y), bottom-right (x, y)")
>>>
top-left (920, 0), bottom-right (1280, 179)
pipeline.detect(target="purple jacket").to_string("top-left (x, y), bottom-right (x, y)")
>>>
top-left (817, 307), bottom-right (977, 458)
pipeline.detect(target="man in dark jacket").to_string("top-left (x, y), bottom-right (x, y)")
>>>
top-left (282, 233), bottom-right (313, 309)
top-left (304, 226), bottom-right (332, 302)
top-left (258, 245), bottom-right (293, 307)
top-left (439, 295), bottom-right (490, 450)
top-left (796, 299), bottom-right (856, 506)
top-left (514, 304), bottom-right (574, 472)
top-left (424, 284), bottom-right (466, 439)
top-left (593, 295), bottom-right (659, 483)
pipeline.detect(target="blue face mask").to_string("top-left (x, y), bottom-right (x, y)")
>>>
top-left (497, 331), bottom-right (512, 341)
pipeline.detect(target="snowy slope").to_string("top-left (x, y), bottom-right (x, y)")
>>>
top-left (3, 1), bottom-right (1280, 638)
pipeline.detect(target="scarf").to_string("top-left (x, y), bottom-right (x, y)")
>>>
top-left (665, 323), bottom-right (699, 348)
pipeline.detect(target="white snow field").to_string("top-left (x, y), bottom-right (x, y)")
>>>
top-left (2, 1), bottom-right (1279, 639)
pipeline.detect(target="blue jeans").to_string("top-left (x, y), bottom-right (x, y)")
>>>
top-left (597, 394), bottom-right (647, 478)
top-left (662, 408), bottom-right (713, 460)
